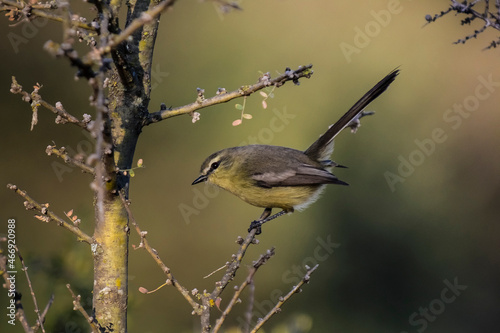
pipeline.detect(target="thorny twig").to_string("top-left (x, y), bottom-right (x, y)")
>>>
top-left (426, 0), bottom-right (500, 49)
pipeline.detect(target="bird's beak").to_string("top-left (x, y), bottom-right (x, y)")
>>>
top-left (192, 174), bottom-right (208, 185)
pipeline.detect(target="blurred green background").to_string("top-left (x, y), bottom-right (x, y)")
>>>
top-left (1, 0), bottom-right (499, 332)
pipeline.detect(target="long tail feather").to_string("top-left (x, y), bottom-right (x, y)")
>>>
top-left (304, 69), bottom-right (399, 160)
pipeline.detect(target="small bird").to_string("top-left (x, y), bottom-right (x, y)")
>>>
top-left (192, 69), bottom-right (399, 233)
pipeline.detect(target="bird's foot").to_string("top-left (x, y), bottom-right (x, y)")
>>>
top-left (248, 220), bottom-right (263, 235)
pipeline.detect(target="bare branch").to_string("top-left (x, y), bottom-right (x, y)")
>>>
top-left (210, 230), bottom-right (259, 300)
top-left (16, 247), bottom-right (46, 333)
top-left (35, 293), bottom-right (55, 332)
top-left (198, 230), bottom-right (259, 331)
top-left (250, 264), bottom-right (319, 332)
top-left (425, 0), bottom-right (500, 49)
top-left (144, 64), bottom-right (314, 125)
top-left (10, 77), bottom-right (90, 130)
top-left (45, 145), bottom-right (95, 175)
top-left (212, 248), bottom-right (275, 332)
top-left (66, 284), bottom-right (99, 333)
top-left (119, 192), bottom-right (203, 314)
top-left (6, 184), bottom-right (94, 244)
top-left (0, 0), bottom-right (96, 31)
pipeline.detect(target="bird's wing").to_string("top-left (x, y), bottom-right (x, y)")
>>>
top-left (252, 164), bottom-right (348, 188)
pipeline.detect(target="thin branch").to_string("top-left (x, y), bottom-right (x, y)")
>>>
top-left (212, 248), bottom-right (275, 333)
top-left (0, 0), bottom-right (96, 31)
top-left (6, 184), bottom-right (94, 244)
top-left (10, 77), bottom-right (90, 130)
top-left (99, 0), bottom-right (177, 55)
top-left (35, 293), bottom-right (55, 332)
top-left (203, 265), bottom-right (227, 279)
top-left (144, 64), bottom-right (314, 125)
top-left (45, 145), bottom-right (95, 174)
top-left (119, 192), bottom-right (203, 314)
top-left (426, 0), bottom-right (500, 49)
top-left (66, 284), bottom-right (99, 333)
top-left (199, 230), bottom-right (258, 331)
top-left (16, 247), bottom-right (46, 333)
top-left (250, 264), bottom-right (319, 333)
top-left (41, 100), bottom-right (88, 128)
top-left (210, 230), bottom-right (258, 300)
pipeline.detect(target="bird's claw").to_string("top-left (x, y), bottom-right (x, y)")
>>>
top-left (248, 220), bottom-right (262, 235)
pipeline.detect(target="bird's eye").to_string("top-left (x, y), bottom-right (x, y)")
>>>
top-left (211, 161), bottom-right (220, 170)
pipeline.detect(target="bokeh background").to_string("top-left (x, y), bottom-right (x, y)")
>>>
top-left (1, 0), bottom-right (499, 332)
